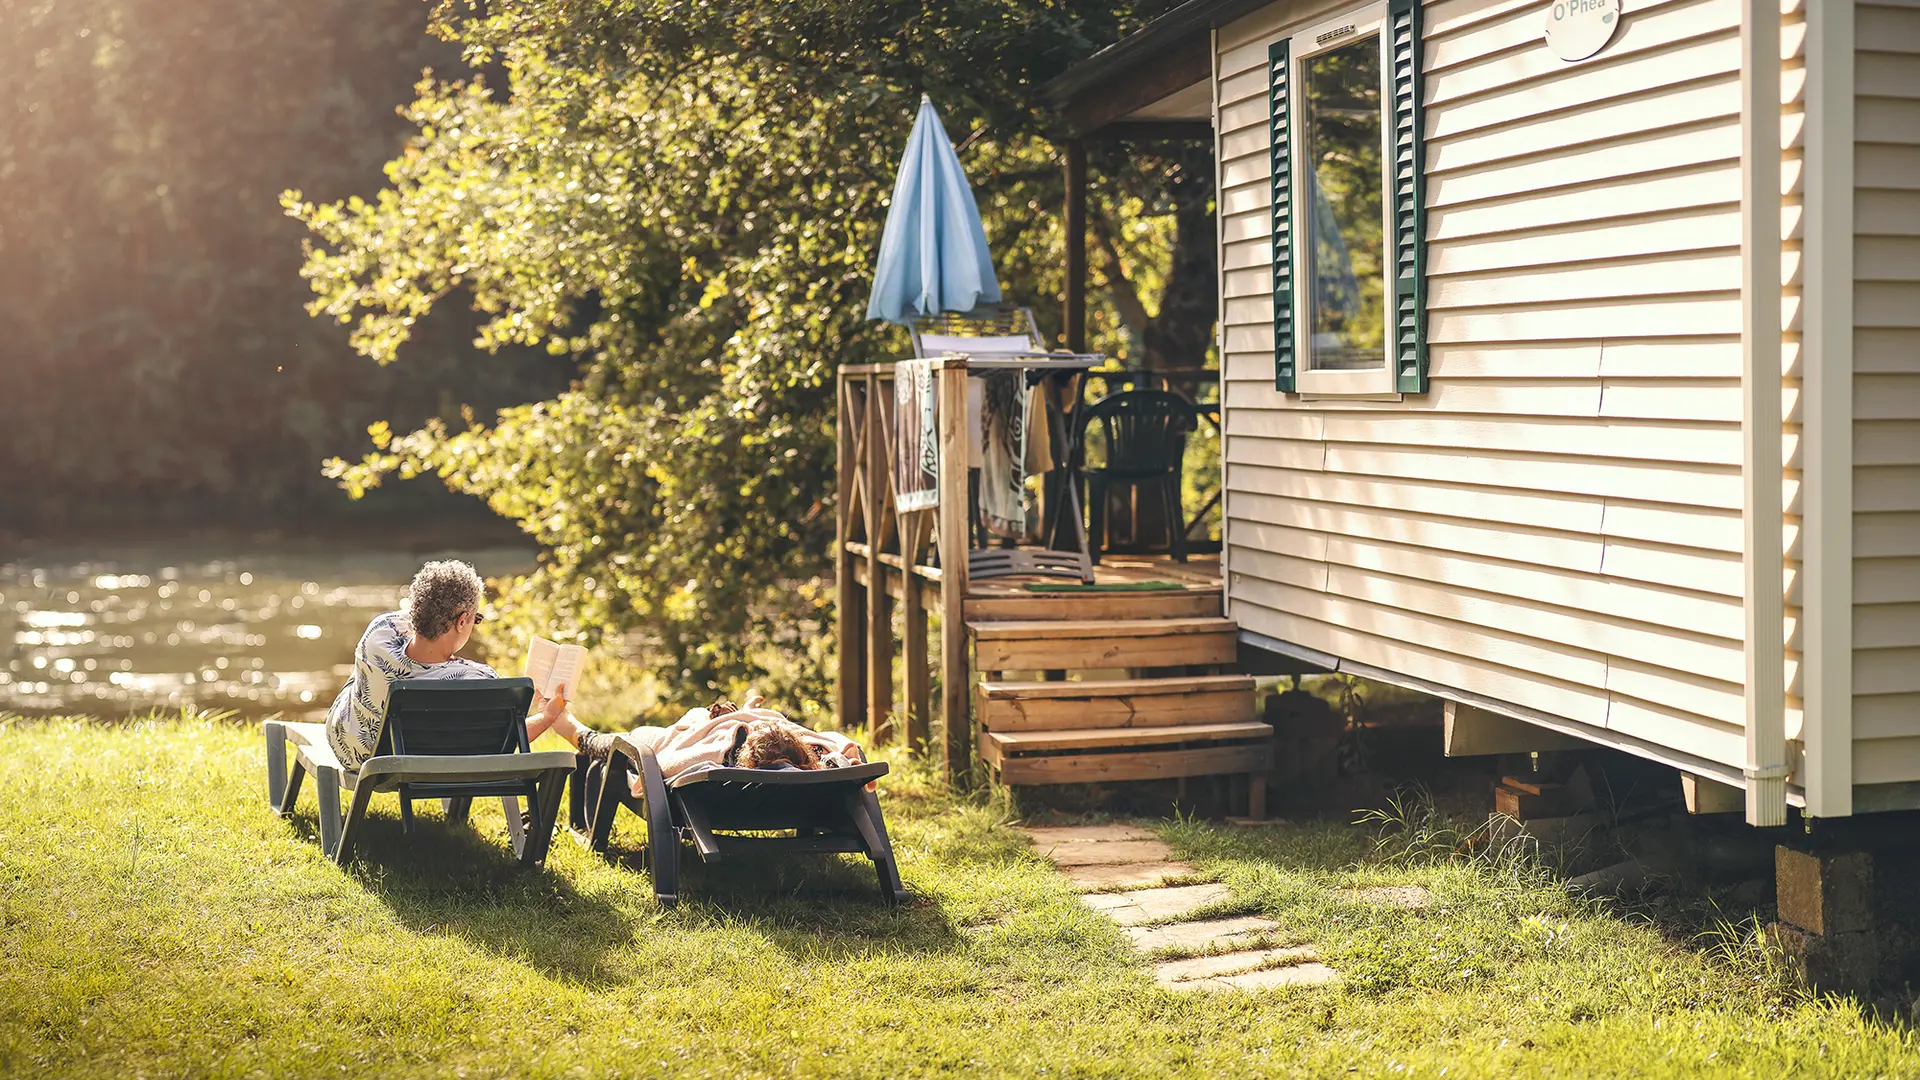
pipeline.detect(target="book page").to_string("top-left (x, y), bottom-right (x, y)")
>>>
top-left (548, 644), bottom-right (585, 702)
top-left (524, 635), bottom-right (559, 697)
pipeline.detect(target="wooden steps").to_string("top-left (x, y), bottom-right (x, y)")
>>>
top-left (978, 675), bottom-right (1256, 731)
top-left (965, 596), bottom-right (1269, 814)
top-left (970, 618), bottom-right (1237, 672)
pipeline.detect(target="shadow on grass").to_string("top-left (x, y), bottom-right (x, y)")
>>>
top-left (282, 808), bottom-right (641, 987)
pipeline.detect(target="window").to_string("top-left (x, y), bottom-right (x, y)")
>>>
top-left (1269, 0), bottom-right (1428, 396)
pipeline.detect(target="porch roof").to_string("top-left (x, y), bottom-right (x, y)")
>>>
top-left (1043, 0), bottom-right (1273, 138)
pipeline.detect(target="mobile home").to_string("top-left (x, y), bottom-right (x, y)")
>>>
top-left (1050, 0), bottom-right (1920, 824)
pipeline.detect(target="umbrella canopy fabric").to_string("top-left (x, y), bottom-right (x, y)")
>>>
top-left (866, 97), bottom-right (1002, 325)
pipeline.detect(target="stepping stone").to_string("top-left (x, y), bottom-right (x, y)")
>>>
top-left (1172, 962), bottom-right (1339, 992)
top-left (1063, 861), bottom-right (1197, 891)
top-left (1021, 824), bottom-right (1157, 844)
top-left (1154, 945), bottom-right (1318, 985)
top-left (1338, 885), bottom-right (1434, 909)
top-left (1124, 914), bottom-right (1279, 953)
top-left (1082, 883), bottom-right (1231, 926)
top-left (1040, 839), bottom-right (1174, 867)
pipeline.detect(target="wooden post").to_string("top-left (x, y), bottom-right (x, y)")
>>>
top-left (1064, 140), bottom-right (1088, 353)
top-left (937, 359), bottom-right (974, 785)
top-left (902, 515), bottom-right (932, 754)
top-left (864, 372), bottom-right (895, 746)
top-left (835, 372), bottom-right (867, 733)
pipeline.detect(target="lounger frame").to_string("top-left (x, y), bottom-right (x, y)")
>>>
top-left (570, 737), bottom-right (908, 907)
top-left (265, 679), bottom-right (574, 867)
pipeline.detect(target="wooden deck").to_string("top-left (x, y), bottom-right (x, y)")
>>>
top-left (966, 553), bottom-right (1221, 598)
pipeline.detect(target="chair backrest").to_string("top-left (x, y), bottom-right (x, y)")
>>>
top-left (379, 678), bottom-right (537, 757)
top-left (1079, 389), bottom-right (1199, 478)
top-left (909, 304), bottom-right (1046, 358)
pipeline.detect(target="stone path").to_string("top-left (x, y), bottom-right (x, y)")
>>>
top-left (1020, 823), bottom-right (1338, 993)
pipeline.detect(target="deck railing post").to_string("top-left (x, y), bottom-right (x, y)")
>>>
top-left (902, 515), bottom-right (932, 753)
top-left (864, 371), bottom-right (896, 746)
top-left (936, 358), bottom-right (974, 785)
top-left (835, 370), bottom-right (867, 734)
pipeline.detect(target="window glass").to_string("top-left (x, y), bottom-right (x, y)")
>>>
top-left (1302, 34), bottom-right (1385, 372)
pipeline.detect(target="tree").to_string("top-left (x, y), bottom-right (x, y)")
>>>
top-left (292, 0), bottom-right (1211, 706)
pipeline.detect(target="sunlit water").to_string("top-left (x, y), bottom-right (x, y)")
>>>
top-left (0, 545), bottom-right (538, 720)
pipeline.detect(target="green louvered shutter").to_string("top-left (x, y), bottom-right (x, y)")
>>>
top-left (1267, 39), bottom-right (1295, 392)
top-left (1388, 0), bottom-right (1429, 393)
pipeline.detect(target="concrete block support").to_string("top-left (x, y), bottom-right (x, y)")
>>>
top-left (1770, 845), bottom-right (1880, 996)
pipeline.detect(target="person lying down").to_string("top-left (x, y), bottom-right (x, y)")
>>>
top-left (528, 691), bottom-right (866, 790)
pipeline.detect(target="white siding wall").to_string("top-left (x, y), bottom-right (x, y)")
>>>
top-left (1217, 0), bottom-right (1801, 772)
top-left (1850, 0), bottom-right (1920, 788)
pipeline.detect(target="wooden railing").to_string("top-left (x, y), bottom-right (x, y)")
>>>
top-left (836, 359), bottom-right (973, 783)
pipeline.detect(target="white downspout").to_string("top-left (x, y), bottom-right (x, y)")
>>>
top-left (1212, 26), bottom-right (1230, 622)
top-left (1741, 0), bottom-right (1788, 827)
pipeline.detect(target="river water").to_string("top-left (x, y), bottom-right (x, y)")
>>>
top-left (0, 544), bottom-right (538, 720)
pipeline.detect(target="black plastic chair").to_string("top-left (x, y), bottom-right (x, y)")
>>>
top-left (571, 735), bottom-right (907, 908)
top-left (265, 678), bottom-right (574, 867)
top-left (1075, 389), bottom-right (1199, 564)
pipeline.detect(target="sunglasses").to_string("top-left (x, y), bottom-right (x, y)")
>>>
top-left (469, 609), bottom-right (487, 624)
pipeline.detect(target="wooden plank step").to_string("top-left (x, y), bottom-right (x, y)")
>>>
top-left (979, 675), bottom-right (1256, 732)
top-left (991, 744), bottom-right (1274, 786)
top-left (963, 590), bottom-right (1222, 623)
top-left (984, 721), bottom-right (1273, 758)
top-left (970, 618), bottom-right (1238, 672)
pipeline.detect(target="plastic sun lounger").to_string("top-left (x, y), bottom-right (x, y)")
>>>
top-left (264, 678), bottom-right (576, 867)
top-left (568, 732), bottom-right (909, 908)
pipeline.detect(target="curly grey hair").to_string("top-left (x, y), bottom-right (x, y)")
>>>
top-left (405, 560), bottom-right (484, 639)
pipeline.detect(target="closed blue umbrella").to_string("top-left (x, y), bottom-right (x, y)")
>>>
top-left (866, 96), bottom-right (1002, 325)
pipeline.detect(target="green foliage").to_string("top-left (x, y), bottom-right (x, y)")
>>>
top-left (291, 0), bottom-right (1214, 697)
top-left (0, 0), bottom-right (567, 527)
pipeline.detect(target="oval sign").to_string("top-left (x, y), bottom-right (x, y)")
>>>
top-left (1543, 0), bottom-right (1622, 61)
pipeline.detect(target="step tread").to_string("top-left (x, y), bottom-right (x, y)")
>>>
top-left (979, 675), bottom-right (1255, 700)
top-left (968, 617), bottom-right (1236, 640)
top-left (985, 721), bottom-right (1273, 752)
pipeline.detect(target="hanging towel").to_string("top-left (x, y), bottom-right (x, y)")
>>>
top-left (978, 369), bottom-right (1028, 536)
top-left (893, 358), bottom-right (939, 511)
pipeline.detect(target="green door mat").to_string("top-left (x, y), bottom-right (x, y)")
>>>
top-left (1023, 581), bottom-right (1187, 593)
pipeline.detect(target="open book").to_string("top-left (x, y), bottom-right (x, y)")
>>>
top-left (523, 636), bottom-right (585, 700)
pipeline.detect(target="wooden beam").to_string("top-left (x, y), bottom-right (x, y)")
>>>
top-left (865, 372), bottom-right (894, 747)
top-left (835, 373), bottom-right (867, 732)
top-left (1064, 140), bottom-right (1087, 354)
top-left (902, 514), bottom-right (932, 753)
top-left (1442, 702), bottom-right (1586, 757)
top-left (937, 360), bottom-right (974, 785)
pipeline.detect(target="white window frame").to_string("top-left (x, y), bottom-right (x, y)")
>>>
top-left (1287, 3), bottom-right (1399, 398)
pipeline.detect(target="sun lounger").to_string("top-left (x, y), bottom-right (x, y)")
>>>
top-left (264, 678), bottom-right (575, 867)
top-left (568, 732), bottom-right (909, 907)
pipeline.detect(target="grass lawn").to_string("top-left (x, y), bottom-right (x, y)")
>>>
top-left (2, 714), bottom-right (1915, 1079)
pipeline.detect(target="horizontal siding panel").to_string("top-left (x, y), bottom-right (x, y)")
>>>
top-left (1856, 604), bottom-right (1920, 649)
top-left (1218, 66), bottom-right (1269, 110)
top-left (1230, 598), bottom-right (1615, 724)
top-left (1429, 251), bottom-right (1739, 309)
top-left (1859, 100), bottom-right (1920, 153)
top-left (1426, 0), bottom-right (1545, 37)
top-left (1852, 735), bottom-right (1920, 785)
top-left (1223, 265), bottom-right (1272, 300)
top-left (1223, 295), bottom-right (1272, 327)
top-left (1606, 656), bottom-right (1743, 726)
top-left (1227, 463), bottom-right (1608, 533)
top-left (1600, 500), bottom-right (1745, 551)
top-left (1855, 693), bottom-right (1920, 741)
top-left (1856, 512), bottom-right (1920, 558)
top-left (1226, 545), bottom-right (1330, 591)
top-left (1855, 328), bottom-right (1920, 373)
top-left (1857, 465), bottom-right (1920, 511)
top-left (1858, 49), bottom-right (1920, 99)
top-left (1606, 694), bottom-right (1747, 765)
top-left (1431, 210), bottom-right (1742, 275)
top-left (1218, 96), bottom-right (1268, 139)
top-left (1599, 337), bottom-right (1744, 378)
top-left (1858, 557), bottom-right (1920, 604)
top-left (1856, 144), bottom-right (1920, 191)
top-left (1430, 32), bottom-right (1741, 142)
top-left (1600, 378), bottom-right (1743, 422)
top-left (1427, 78), bottom-right (1739, 175)
top-left (1322, 533), bottom-right (1743, 639)
top-left (1428, 0), bottom-right (1734, 107)
top-left (1218, 0), bottom-right (1351, 57)
top-left (1855, 376), bottom-right (1920, 420)
top-left (1222, 208), bottom-right (1272, 245)
top-left (1225, 519), bottom-right (1330, 563)
top-left (1431, 342), bottom-right (1603, 378)
top-left (1220, 154), bottom-right (1271, 192)
top-left (1430, 166), bottom-right (1739, 243)
top-left (1219, 179), bottom-right (1269, 218)
top-left (1859, 281), bottom-right (1920, 326)
top-left (1429, 294), bottom-right (1742, 343)
top-left (1237, 576), bottom-right (1610, 689)
top-left (1224, 435), bottom-right (1326, 472)
top-left (1858, 647), bottom-right (1920, 695)
top-left (1857, 236), bottom-right (1920, 280)
top-left (1222, 237), bottom-right (1273, 272)
top-left (1600, 536), bottom-right (1745, 596)
top-left (1324, 562), bottom-right (1745, 682)
top-left (1230, 489), bottom-right (1607, 573)
top-left (1855, 420), bottom-right (1920, 466)
top-left (1324, 443), bottom-right (1743, 510)
top-left (1313, 412), bottom-right (1742, 465)
top-left (1427, 124), bottom-right (1738, 210)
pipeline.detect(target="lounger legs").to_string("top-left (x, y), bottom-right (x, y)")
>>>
top-left (443, 797), bottom-right (472, 824)
top-left (265, 722), bottom-right (289, 811)
top-left (518, 772), bottom-right (568, 867)
top-left (847, 788), bottom-right (908, 906)
top-left (502, 796), bottom-right (526, 857)
top-left (318, 768), bottom-right (348, 862)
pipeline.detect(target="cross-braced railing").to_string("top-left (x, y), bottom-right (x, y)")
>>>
top-left (836, 359), bottom-right (974, 783)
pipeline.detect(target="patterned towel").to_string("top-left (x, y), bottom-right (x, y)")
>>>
top-left (978, 368), bottom-right (1028, 536)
